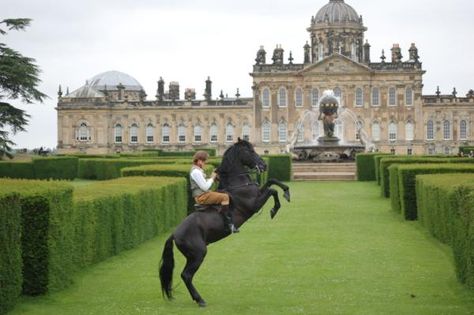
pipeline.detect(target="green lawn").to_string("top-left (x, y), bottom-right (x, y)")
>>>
top-left (10, 182), bottom-right (474, 315)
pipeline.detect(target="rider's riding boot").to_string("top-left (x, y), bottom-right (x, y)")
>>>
top-left (221, 204), bottom-right (239, 233)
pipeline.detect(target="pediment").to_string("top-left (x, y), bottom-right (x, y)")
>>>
top-left (298, 54), bottom-right (373, 76)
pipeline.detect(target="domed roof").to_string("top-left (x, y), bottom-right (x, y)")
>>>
top-left (314, 0), bottom-right (361, 25)
top-left (66, 85), bottom-right (105, 98)
top-left (89, 70), bottom-right (143, 91)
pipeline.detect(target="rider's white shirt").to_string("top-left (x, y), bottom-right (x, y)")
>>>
top-left (190, 168), bottom-right (214, 192)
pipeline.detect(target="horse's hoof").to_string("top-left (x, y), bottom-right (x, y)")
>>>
top-left (284, 190), bottom-right (291, 202)
top-left (198, 300), bottom-right (207, 307)
top-left (270, 209), bottom-right (277, 219)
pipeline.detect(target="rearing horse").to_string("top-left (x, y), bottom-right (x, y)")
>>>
top-left (159, 139), bottom-right (290, 307)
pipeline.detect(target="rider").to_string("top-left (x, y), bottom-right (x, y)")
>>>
top-left (190, 151), bottom-right (239, 233)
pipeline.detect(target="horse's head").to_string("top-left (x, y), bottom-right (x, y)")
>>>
top-left (219, 138), bottom-right (267, 175)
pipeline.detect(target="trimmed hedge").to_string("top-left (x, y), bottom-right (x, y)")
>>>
top-left (77, 159), bottom-right (170, 180)
top-left (356, 153), bottom-right (390, 181)
top-left (0, 192), bottom-right (22, 315)
top-left (121, 164), bottom-right (212, 213)
top-left (0, 157), bottom-right (78, 180)
top-left (0, 161), bottom-right (35, 179)
top-left (265, 154), bottom-right (292, 181)
top-left (391, 163), bottom-right (474, 220)
top-left (72, 177), bottom-right (187, 268)
top-left (0, 180), bottom-right (74, 296)
top-left (416, 174), bottom-right (474, 288)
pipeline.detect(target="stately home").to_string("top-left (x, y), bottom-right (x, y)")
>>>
top-left (57, 0), bottom-right (474, 155)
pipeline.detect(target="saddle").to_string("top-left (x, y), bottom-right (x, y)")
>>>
top-left (193, 204), bottom-right (221, 212)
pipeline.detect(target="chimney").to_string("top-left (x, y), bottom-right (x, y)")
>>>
top-left (169, 81), bottom-right (180, 101)
top-left (391, 44), bottom-right (402, 63)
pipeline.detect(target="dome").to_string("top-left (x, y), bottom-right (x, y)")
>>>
top-left (314, 0), bottom-right (361, 25)
top-left (66, 85), bottom-right (105, 98)
top-left (89, 70), bottom-right (144, 91)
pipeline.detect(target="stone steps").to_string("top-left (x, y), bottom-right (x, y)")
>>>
top-left (292, 162), bottom-right (357, 181)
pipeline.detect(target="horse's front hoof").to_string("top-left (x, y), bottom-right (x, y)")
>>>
top-left (197, 300), bottom-right (207, 307)
top-left (284, 190), bottom-right (291, 202)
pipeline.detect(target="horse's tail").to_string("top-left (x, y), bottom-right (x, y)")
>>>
top-left (159, 235), bottom-right (175, 300)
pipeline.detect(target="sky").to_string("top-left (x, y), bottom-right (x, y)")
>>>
top-left (3, 0), bottom-right (474, 149)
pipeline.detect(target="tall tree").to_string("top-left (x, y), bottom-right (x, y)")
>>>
top-left (0, 18), bottom-right (46, 159)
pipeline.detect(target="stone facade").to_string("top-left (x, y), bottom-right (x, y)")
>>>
top-left (56, 0), bottom-right (474, 156)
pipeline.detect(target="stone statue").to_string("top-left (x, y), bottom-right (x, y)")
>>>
top-left (318, 90), bottom-right (339, 142)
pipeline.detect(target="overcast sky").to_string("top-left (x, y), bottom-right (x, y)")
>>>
top-left (3, 0), bottom-right (474, 149)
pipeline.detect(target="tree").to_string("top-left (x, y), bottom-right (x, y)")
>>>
top-left (0, 18), bottom-right (46, 159)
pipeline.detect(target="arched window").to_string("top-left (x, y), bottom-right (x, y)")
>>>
top-left (405, 87), bottom-right (413, 106)
top-left (194, 125), bottom-right (202, 143)
top-left (210, 123), bottom-right (218, 143)
top-left (178, 124), bottom-right (186, 143)
top-left (460, 120), bottom-right (468, 140)
top-left (226, 123), bottom-right (234, 142)
top-left (242, 123), bottom-right (250, 141)
top-left (295, 87), bottom-right (303, 107)
top-left (278, 87), bottom-right (287, 107)
top-left (114, 124), bottom-right (122, 143)
top-left (389, 87), bottom-right (397, 106)
top-left (262, 88), bottom-right (270, 107)
top-left (78, 122), bottom-right (89, 141)
top-left (162, 123), bottom-right (170, 143)
top-left (372, 122), bottom-right (381, 141)
top-left (443, 120), bottom-right (451, 140)
top-left (388, 122), bottom-right (397, 142)
top-left (278, 121), bottom-right (287, 143)
top-left (372, 87), bottom-right (380, 106)
top-left (405, 121), bottom-right (414, 141)
top-left (355, 88), bottom-right (363, 107)
top-left (426, 120), bottom-right (434, 140)
top-left (262, 120), bottom-right (271, 143)
top-left (130, 124), bottom-right (138, 143)
top-left (146, 123), bottom-right (154, 143)
top-left (311, 88), bottom-right (319, 107)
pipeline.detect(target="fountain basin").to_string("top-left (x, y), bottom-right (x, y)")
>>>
top-left (292, 143), bottom-right (365, 162)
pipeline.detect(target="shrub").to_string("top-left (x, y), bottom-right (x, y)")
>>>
top-left (265, 154), bottom-right (292, 181)
top-left (32, 157), bottom-right (78, 180)
top-left (0, 161), bottom-right (35, 179)
top-left (416, 174), bottom-right (474, 288)
top-left (0, 192), bottom-right (22, 315)
top-left (356, 153), bottom-right (390, 181)
top-left (394, 163), bottom-right (474, 220)
top-left (77, 159), bottom-right (168, 180)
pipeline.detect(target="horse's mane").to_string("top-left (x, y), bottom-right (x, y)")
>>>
top-left (218, 140), bottom-right (252, 174)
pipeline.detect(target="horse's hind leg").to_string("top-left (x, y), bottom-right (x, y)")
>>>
top-left (178, 241), bottom-right (208, 307)
top-left (261, 179), bottom-right (290, 202)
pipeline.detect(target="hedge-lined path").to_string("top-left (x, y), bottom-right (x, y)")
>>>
top-left (10, 182), bottom-right (474, 315)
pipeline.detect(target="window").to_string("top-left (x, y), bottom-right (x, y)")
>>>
top-left (194, 125), bottom-right (202, 143)
top-left (162, 123), bottom-right (170, 143)
top-left (460, 120), bottom-right (468, 140)
top-left (226, 123), bottom-right (234, 142)
top-left (295, 88), bottom-right (303, 107)
top-left (262, 88), bottom-right (270, 107)
top-left (146, 124), bottom-right (154, 143)
top-left (278, 87), bottom-right (287, 107)
top-left (312, 121), bottom-right (320, 141)
top-left (78, 123), bottom-right (89, 141)
top-left (405, 122), bottom-right (414, 141)
top-left (443, 120), bottom-right (451, 140)
top-left (355, 88), bottom-right (363, 107)
top-left (318, 43), bottom-right (324, 60)
top-left (371, 122), bottom-right (381, 141)
top-left (210, 124), bottom-right (218, 143)
top-left (426, 120), bottom-right (434, 140)
top-left (407, 148), bottom-right (413, 155)
top-left (278, 121), bottom-right (287, 143)
top-left (242, 123), bottom-right (250, 141)
top-left (178, 124), bottom-right (186, 143)
top-left (405, 87), bottom-right (413, 106)
top-left (114, 124), bottom-right (122, 143)
top-left (372, 87), bottom-right (380, 106)
top-left (388, 122), bottom-right (397, 142)
top-left (311, 88), bottom-right (319, 107)
top-left (262, 121), bottom-right (271, 143)
top-left (130, 124), bottom-right (138, 143)
top-left (389, 87), bottom-right (396, 106)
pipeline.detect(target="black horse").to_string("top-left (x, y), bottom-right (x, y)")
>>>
top-left (159, 139), bottom-right (290, 307)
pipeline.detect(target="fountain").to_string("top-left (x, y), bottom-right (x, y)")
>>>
top-left (289, 90), bottom-right (373, 162)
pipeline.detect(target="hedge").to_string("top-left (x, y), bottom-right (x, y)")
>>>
top-left (391, 163), bottom-right (474, 220)
top-left (0, 157), bottom-right (78, 180)
top-left (356, 153), bottom-right (390, 181)
top-left (77, 159), bottom-right (171, 180)
top-left (0, 192), bottom-right (22, 315)
top-left (121, 164), bottom-right (212, 213)
top-left (0, 180), bottom-right (74, 296)
top-left (416, 174), bottom-right (474, 288)
top-left (72, 177), bottom-right (187, 268)
top-left (0, 161), bottom-right (35, 179)
top-left (265, 154), bottom-right (292, 181)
